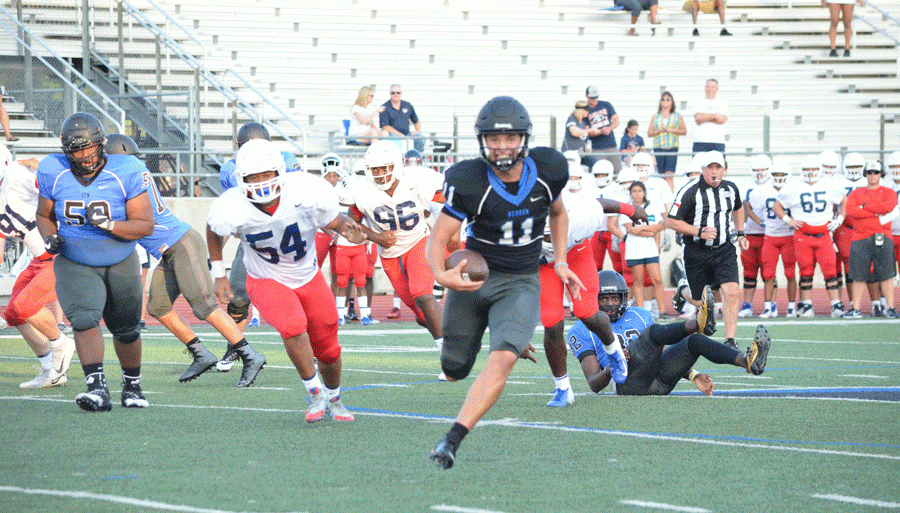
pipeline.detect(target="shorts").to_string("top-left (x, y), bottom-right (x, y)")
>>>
top-left (147, 228), bottom-right (218, 321)
top-left (55, 251), bottom-right (142, 336)
top-left (335, 244), bottom-right (367, 289)
top-left (626, 256), bottom-right (660, 267)
top-left (539, 240), bottom-right (599, 327)
top-left (654, 148), bottom-right (678, 175)
top-left (315, 231), bottom-right (334, 270)
top-left (590, 230), bottom-right (612, 271)
top-left (440, 271), bottom-right (540, 380)
top-left (740, 234), bottom-right (765, 280)
top-left (366, 242), bottom-right (378, 278)
top-left (4, 257), bottom-right (57, 327)
top-left (683, 0), bottom-right (722, 13)
top-left (848, 235), bottom-right (896, 283)
top-left (833, 225), bottom-right (852, 276)
top-left (380, 238), bottom-right (434, 323)
top-left (692, 142), bottom-right (725, 154)
top-left (794, 232), bottom-right (837, 279)
top-left (761, 235), bottom-right (796, 281)
top-left (683, 242), bottom-right (739, 300)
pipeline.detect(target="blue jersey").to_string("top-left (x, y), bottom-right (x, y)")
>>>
top-left (37, 153), bottom-right (148, 266)
top-left (136, 166), bottom-right (191, 259)
top-left (567, 307), bottom-right (653, 368)
top-left (219, 151), bottom-right (301, 191)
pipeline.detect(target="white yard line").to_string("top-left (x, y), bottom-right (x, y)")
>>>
top-left (430, 505), bottom-right (508, 513)
top-left (619, 499), bottom-right (709, 512)
top-left (811, 494), bottom-right (900, 508)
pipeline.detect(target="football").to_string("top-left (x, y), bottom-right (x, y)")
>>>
top-left (445, 249), bottom-right (489, 282)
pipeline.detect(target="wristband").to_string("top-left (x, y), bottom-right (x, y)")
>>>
top-left (554, 262), bottom-right (569, 269)
top-left (211, 260), bottom-right (227, 279)
top-left (736, 230), bottom-right (745, 237)
top-left (619, 203), bottom-right (635, 217)
top-left (781, 215), bottom-right (792, 223)
top-left (688, 369), bottom-right (699, 383)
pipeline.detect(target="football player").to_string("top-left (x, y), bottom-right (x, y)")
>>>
top-left (342, 140), bottom-right (445, 349)
top-left (0, 143), bottom-right (75, 389)
top-left (568, 271), bottom-right (770, 396)
top-left (588, 160), bottom-right (625, 272)
top-left (738, 154), bottom-right (772, 318)
top-left (426, 96), bottom-right (640, 469)
top-left (106, 134), bottom-right (266, 386)
top-left (773, 155), bottom-right (847, 317)
top-left (830, 152), bottom-right (866, 308)
top-left (36, 112), bottom-right (155, 411)
top-left (207, 139), bottom-right (365, 423)
top-left (758, 161), bottom-right (798, 317)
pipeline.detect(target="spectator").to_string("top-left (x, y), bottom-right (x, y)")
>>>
top-left (823, 0), bottom-right (864, 57)
top-left (667, 151), bottom-right (748, 349)
top-left (619, 119), bottom-right (647, 165)
top-left (584, 85), bottom-right (622, 174)
top-left (621, 181), bottom-right (668, 318)
top-left (843, 161), bottom-right (898, 318)
top-left (614, 0), bottom-right (660, 36)
top-left (647, 91), bottom-right (686, 191)
top-left (0, 89), bottom-right (18, 142)
top-left (379, 84), bottom-right (425, 152)
top-left (684, 0), bottom-right (732, 36)
top-left (691, 79), bottom-right (729, 155)
top-left (348, 86), bottom-right (387, 145)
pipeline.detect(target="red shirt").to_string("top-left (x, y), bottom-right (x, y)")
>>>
top-left (846, 186), bottom-right (896, 240)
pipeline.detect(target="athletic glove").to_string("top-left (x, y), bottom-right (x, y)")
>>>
top-left (85, 204), bottom-right (114, 231)
top-left (826, 215), bottom-right (844, 232)
top-left (43, 234), bottom-right (65, 255)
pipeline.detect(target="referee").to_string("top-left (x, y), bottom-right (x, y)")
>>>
top-left (666, 151), bottom-right (749, 349)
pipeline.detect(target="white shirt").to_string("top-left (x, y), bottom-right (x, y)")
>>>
top-left (691, 96), bottom-right (729, 144)
top-left (540, 190), bottom-right (607, 262)
top-left (641, 177), bottom-right (674, 214)
top-left (750, 183), bottom-right (794, 237)
top-left (0, 162), bottom-right (45, 258)
top-left (348, 104), bottom-right (378, 137)
top-left (620, 200), bottom-right (664, 261)
top-left (207, 172), bottom-right (339, 288)
top-left (342, 165), bottom-right (443, 258)
top-left (777, 179), bottom-right (843, 227)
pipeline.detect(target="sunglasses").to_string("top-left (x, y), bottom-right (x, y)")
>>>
top-left (865, 169), bottom-right (881, 175)
top-left (390, 91), bottom-right (402, 95)
top-left (588, 96), bottom-right (598, 100)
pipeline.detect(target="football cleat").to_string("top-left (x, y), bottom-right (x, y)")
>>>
top-left (872, 305), bottom-right (885, 318)
top-left (430, 434), bottom-right (459, 470)
top-left (697, 285), bottom-right (717, 336)
top-left (606, 345), bottom-right (628, 384)
top-left (738, 302), bottom-right (753, 318)
top-left (50, 335), bottom-right (76, 376)
top-left (785, 307), bottom-right (797, 318)
top-left (387, 307), bottom-right (402, 319)
top-left (842, 309), bottom-right (862, 319)
top-left (235, 346), bottom-right (266, 387)
top-left (121, 381), bottom-right (149, 408)
top-left (438, 372), bottom-right (449, 381)
top-left (19, 368), bottom-right (67, 388)
top-left (798, 303), bottom-right (814, 318)
top-left (672, 283), bottom-right (689, 313)
top-left (885, 307), bottom-right (899, 319)
top-left (216, 344), bottom-right (238, 372)
top-left (305, 390), bottom-right (327, 423)
top-left (345, 311), bottom-right (360, 323)
top-left (759, 304), bottom-right (778, 319)
top-left (325, 396), bottom-right (355, 421)
top-left (57, 323), bottom-right (73, 334)
top-left (179, 345), bottom-right (218, 382)
top-left (547, 388), bottom-right (574, 407)
top-left (831, 302), bottom-right (845, 318)
top-left (138, 319), bottom-right (147, 331)
top-left (360, 314), bottom-right (380, 326)
top-left (746, 325), bottom-right (771, 375)
top-left (76, 380), bottom-right (112, 412)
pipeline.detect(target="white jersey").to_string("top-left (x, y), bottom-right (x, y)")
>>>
top-left (207, 172), bottom-right (339, 288)
top-left (828, 174), bottom-right (864, 228)
top-left (595, 183), bottom-right (628, 202)
top-left (641, 177), bottom-right (674, 215)
top-left (750, 183), bottom-right (793, 237)
top-left (892, 184), bottom-right (900, 235)
top-left (619, 200), bottom-right (665, 261)
top-left (343, 166), bottom-right (443, 258)
top-left (540, 190), bottom-right (607, 262)
top-left (777, 179), bottom-right (843, 227)
top-left (0, 162), bottom-right (45, 257)
top-left (334, 175), bottom-right (365, 247)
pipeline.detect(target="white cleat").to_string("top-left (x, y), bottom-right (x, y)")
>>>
top-left (20, 368), bottom-right (67, 388)
top-left (50, 335), bottom-right (76, 376)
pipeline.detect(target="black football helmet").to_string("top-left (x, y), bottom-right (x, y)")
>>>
top-left (474, 96), bottom-right (532, 172)
top-left (597, 270), bottom-right (629, 322)
top-left (60, 112), bottom-right (106, 177)
top-left (404, 149), bottom-right (423, 167)
top-left (237, 122), bottom-right (270, 148)
top-left (105, 133), bottom-right (140, 156)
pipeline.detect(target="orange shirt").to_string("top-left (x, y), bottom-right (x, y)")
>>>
top-left (846, 186), bottom-right (896, 240)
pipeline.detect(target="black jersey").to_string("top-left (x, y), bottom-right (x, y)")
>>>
top-left (441, 147), bottom-right (569, 274)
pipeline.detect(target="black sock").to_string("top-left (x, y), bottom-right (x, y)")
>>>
top-left (347, 298), bottom-right (355, 311)
top-left (446, 422), bottom-right (469, 446)
top-left (186, 337), bottom-right (201, 349)
top-left (82, 362), bottom-right (104, 377)
top-left (688, 334), bottom-right (740, 365)
top-left (725, 338), bottom-right (736, 346)
top-left (232, 338), bottom-right (248, 350)
top-left (122, 367), bottom-right (141, 386)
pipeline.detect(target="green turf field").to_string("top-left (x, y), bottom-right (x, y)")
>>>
top-left (1, 319), bottom-right (898, 513)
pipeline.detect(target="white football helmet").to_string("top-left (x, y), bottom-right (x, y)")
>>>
top-left (352, 158), bottom-right (367, 176)
top-left (750, 154), bottom-right (772, 185)
top-left (770, 160), bottom-right (791, 188)
top-left (631, 152), bottom-right (653, 179)
top-left (320, 152), bottom-right (343, 177)
top-left (567, 161), bottom-right (584, 192)
top-left (843, 152), bottom-right (865, 180)
top-left (800, 154), bottom-right (821, 184)
top-left (563, 150), bottom-right (580, 165)
top-left (0, 142), bottom-right (11, 182)
top-left (592, 159), bottom-right (614, 188)
top-left (617, 166), bottom-right (638, 193)
top-left (683, 154), bottom-right (704, 180)
top-left (886, 151), bottom-right (900, 185)
top-left (364, 140), bottom-right (403, 191)
top-left (818, 150), bottom-right (840, 177)
top-left (235, 139), bottom-right (286, 203)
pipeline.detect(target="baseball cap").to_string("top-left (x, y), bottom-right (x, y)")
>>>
top-left (586, 85), bottom-right (600, 98)
top-left (704, 150), bottom-right (726, 168)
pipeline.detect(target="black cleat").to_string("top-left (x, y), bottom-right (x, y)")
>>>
top-left (673, 283), bottom-right (689, 313)
top-left (746, 325), bottom-right (770, 375)
top-left (236, 346), bottom-right (266, 387)
top-left (345, 311), bottom-right (360, 323)
top-left (430, 435), bottom-right (458, 469)
top-left (179, 345), bottom-right (218, 382)
top-left (121, 381), bottom-right (149, 408)
top-left (697, 285), bottom-right (716, 336)
top-left (76, 386), bottom-right (112, 412)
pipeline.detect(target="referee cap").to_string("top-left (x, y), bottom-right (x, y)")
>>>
top-left (704, 150), bottom-right (726, 168)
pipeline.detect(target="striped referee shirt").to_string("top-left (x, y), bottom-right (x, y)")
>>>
top-left (669, 178), bottom-right (743, 247)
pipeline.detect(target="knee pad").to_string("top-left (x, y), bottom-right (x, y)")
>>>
top-left (834, 273), bottom-right (844, 288)
top-left (67, 310), bottom-right (102, 332)
top-left (825, 277), bottom-right (839, 291)
top-left (227, 301), bottom-right (249, 324)
top-left (441, 352), bottom-right (477, 382)
top-left (315, 342), bottom-right (342, 366)
top-left (114, 328), bottom-right (141, 344)
top-left (799, 276), bottom-right (813, 291)
top-left (743, 278), bottom-right (757, 289)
